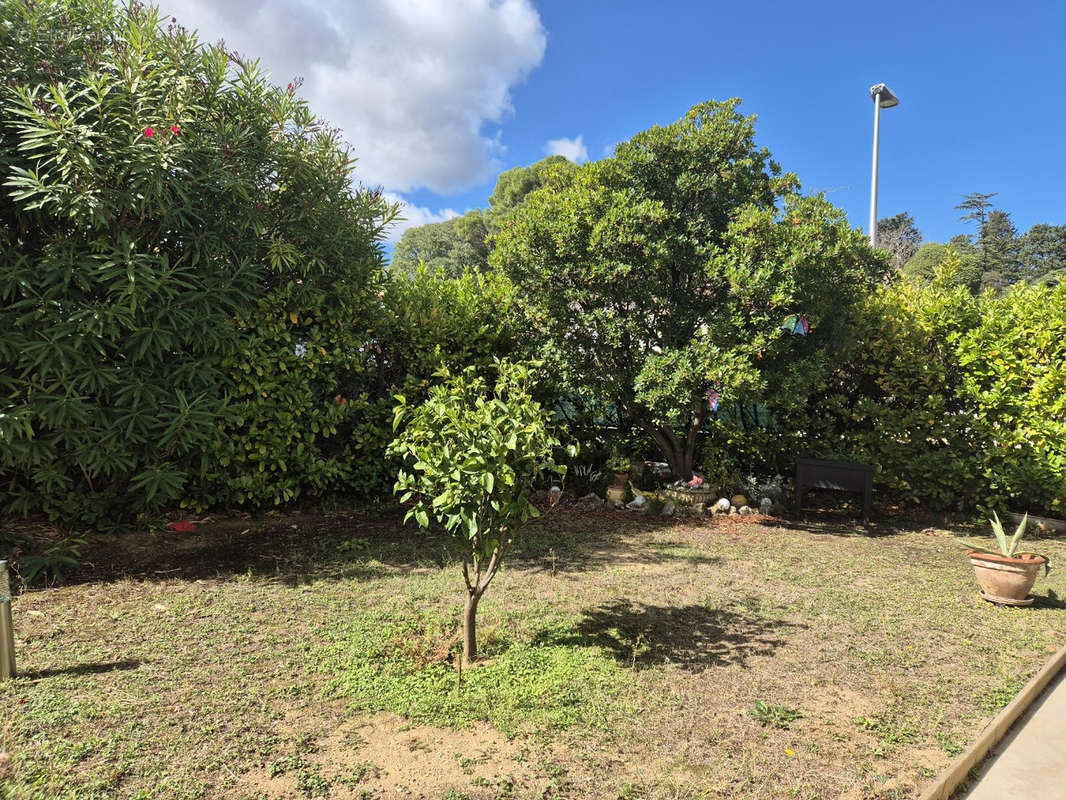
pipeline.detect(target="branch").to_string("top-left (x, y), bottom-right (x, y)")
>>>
top-left (476, 541), bottom-right (507, 596)
top-left (462, 558), bottom-right (474, 594)
top-left (685, 399), bottom-right (710, 457)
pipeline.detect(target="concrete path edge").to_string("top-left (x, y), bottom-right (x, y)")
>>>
top-left (919, 639), bottom-right (1066, 800)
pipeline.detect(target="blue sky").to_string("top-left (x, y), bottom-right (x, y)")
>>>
top-left (406, 0), bottom-right (1066, 243)
top-left (166, 0), bottom-right (1065, 245)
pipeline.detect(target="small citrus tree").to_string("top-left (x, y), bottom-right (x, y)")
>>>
top-left (388, 361), bottom-right (565, 663)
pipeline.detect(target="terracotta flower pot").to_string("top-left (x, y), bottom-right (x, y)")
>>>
top-left (968, 550), bottom-right (1047, 606)
top-left (606, 483), bottom-right (627, 506)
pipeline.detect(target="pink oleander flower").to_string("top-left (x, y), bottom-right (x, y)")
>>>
top-left (144, 126), bottom-right (155, 138)
top-left (171, 125), bottom-right (180, 135)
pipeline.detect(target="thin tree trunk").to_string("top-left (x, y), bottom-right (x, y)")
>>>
top-left (463, 589), bottom-right (481, 663)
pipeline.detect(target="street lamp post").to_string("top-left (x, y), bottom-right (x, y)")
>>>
top-left (869, 83), bottom-right (899, 249)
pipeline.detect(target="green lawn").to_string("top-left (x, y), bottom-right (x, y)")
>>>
top-left (2, 508), bottom-right (1064, 799)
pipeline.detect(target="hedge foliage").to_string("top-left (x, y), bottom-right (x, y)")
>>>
top-left (704, 256), bottom-right (1066, 515)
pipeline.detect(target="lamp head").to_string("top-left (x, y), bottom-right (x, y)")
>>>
top-left (870, 83), bottom-right (899, 108)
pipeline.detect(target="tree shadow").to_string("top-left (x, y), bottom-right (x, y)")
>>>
top-left (18, 507), bottom-right (714, 590)
top-left (21, 659), bottom-right (142, 680)
top-left (765, 506), bottom-right (964, 538)
top-left (547, 598), bottom-right (802, 672)
top-left (777, 492), bottom-right (982, 538)
top-left (23, 512), bottom-right (438, 589)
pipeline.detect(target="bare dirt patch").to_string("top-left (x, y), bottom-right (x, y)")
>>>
top-left (238, 711), bottom-right (543, 799)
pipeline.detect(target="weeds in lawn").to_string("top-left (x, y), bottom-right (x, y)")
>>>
top-left (338, 761), bottom-right (379, 788)
top-left (748, 701), bottom-right (803, 729)
top-left (321, 610), bottom-right (631, 733)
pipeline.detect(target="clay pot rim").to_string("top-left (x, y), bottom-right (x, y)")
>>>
top-left (967, 550), bottom-right (1047, 566)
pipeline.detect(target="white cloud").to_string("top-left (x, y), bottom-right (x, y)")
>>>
top-left (162, 0), bottom-right (546, 194)
top-left (545, 135), bottom-right (589, 164)
top-left (382, 192), bottom-right (460, 243)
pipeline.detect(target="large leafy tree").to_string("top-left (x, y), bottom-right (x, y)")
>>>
top-left (0, 0), bottom-right (394, 524)
top-left (486, 155), bottom-right (580, 218)
top-left (903, 243), bottom-right (981, 292)
top-left (492, 100), bottom-right (884, 479)
top-left (390, 210), bottom-right (491, 276)
top-left (1018, 223), bottom-right (1066, 283)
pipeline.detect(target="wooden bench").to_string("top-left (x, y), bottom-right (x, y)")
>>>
top-left (794, 457), bottom-right (874, 523)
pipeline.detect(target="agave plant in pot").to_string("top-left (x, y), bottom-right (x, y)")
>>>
top-left (960, 512), bottom-right (1050, 606)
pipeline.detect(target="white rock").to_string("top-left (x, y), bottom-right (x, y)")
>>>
top-left (662, 501), bottom-right (676, 516)
top-left (729, 505), bottom-right (738, 515)
top-left (739, 505), bottom-right (753, 515)
top-left (714, 497), bottom-right (731, 513)
top-left (626, 494), bottom-right (647, 509)
top-left (760, 497), bottom-right (773, 514)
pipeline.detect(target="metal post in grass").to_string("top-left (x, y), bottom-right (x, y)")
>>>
top-left (0, 560), bottom-right (15, 679)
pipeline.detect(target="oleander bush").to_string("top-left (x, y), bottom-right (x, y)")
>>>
top-left (0, 0), bottom-right (393, 524)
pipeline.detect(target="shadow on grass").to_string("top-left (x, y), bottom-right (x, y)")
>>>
top-left (773, 491), bottom-right (984, 538)
top-left (36, 507), bottom-right (700, 589)
top-left (1032, 589), bottom-right (1066, 610)
top-left (21, 659), bottom-right (142, 680)
top-left (23, 501), bottom-right (946, 591)
top-left (30, 512), bottom-right (432, 589)
top-left (513, 511), bottom-right (724, 573)
top-left (547, 598), bottom-right (802, 672)
top-left (765, 509), bottom-right (964, 539)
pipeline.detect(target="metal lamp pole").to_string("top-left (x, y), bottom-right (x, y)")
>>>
top-left (869, 83), bottom-right (899, 248)
top-left (0, 561), bottom-right (15, 679)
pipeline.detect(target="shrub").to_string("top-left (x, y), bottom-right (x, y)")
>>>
top-left (0, 1), bottom-right (393, 525)
top-left (202, 284), bottom-right (394, 507)
top-left (800, 259), bottom-right (984, 508)
top-left (958, 282), bottom-right (1066, 513)
top-left (383, 265), bottom-right (526, 403)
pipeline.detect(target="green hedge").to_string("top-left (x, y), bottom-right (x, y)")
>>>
top-left (696, 258), bottom-right (1066, 516)
top-left (797, 262), bottom-right (1065, 514)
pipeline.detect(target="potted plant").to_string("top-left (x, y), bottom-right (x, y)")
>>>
top-left (960, 512), bottom-right (1050, 606)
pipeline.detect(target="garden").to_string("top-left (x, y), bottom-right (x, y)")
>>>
top-left (2, 2), bottom-right (1065, 799)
